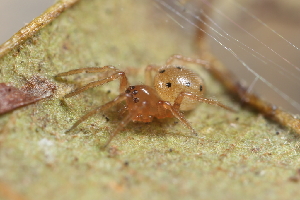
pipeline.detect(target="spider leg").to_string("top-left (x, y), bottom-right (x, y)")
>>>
top-left (162, 101), bottom-right (197, 136)
top-left (55, 65), bottom-right (129, 97)
top-left (166, 54), bottom-right (210, 69)
top-left (173, 92), bottom-right (235, 112)
top-left (165, 55), bottom-right (234, 111)
top-left (64, 72), bottom-right (128, 98)
top-left (66, 93), bottom-right (127, 133)
top-left (145, 64), bottom-right (161, 86)
top-left (101, 112), bottom-right (134, 149)
top-left (55, 65), bottom-right (117, 78)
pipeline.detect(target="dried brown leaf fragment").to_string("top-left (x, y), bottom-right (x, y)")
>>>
top-left (0, 76), bottom-right (56, 114)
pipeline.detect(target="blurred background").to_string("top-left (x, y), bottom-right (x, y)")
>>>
top-left (0, 0), bottom-right (54, 44)
top-left (1, 0), bottom-right (299, 114)
top-left (208, 0), bottom-right (300, 114)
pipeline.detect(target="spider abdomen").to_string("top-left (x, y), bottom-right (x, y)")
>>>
top-left (154, 66), bottom-right (205, 111)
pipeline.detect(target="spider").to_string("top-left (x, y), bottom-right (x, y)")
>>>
top-left (55, 54), bottom-right (234, 148)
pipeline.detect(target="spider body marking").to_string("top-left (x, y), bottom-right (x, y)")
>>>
top-left (55, 55), bottom-right (234, 148)
top-left (153, 65), bottom-right (205, 111)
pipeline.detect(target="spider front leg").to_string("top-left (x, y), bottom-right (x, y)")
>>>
top-left (101, 112), bottom-right (134, 149)
top-left (66, 93), bottom-right (127, 133)
top-left (55, 65), bottom-right (129, 98)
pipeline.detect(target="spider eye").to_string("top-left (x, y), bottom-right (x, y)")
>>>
top-left (166, 82), bottom-right (171, 88)
top-left (133, 97), bottom-right (139, 103)
top-left (200, 85), bottom-right (203, 91)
